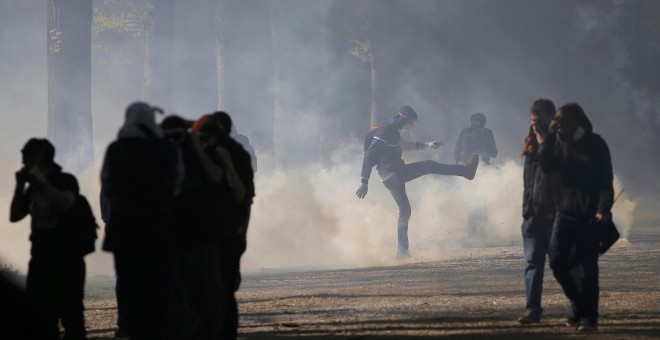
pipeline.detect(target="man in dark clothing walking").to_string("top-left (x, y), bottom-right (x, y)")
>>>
top-left (356, 105), bottom-right (479, 259)
top-left (10, 138), bottom-right (88, 340)
top-left (518, 99), bottom-right (560, 324)
top-left (539, 102), bottom-right (614, 332)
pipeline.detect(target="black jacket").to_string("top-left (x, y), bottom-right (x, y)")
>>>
top-left (539, 132), bottom-right (614, 219)
top-left (522, 151), bottom-right (559, 219)
top-left (454, 127), bottom-right (497, 165)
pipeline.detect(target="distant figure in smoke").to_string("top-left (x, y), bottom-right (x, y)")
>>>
top-left (193, 111), bottom-right (255, 339)
top-left (230, 122), bottom-right (258, 173)
top-left (454, 112), bottom-right (498, 165)
top-left (453, 112), bottom-right (498, 239)
top-left (356, 106), bottom-right (480, 259)
top-left (101, 102), bottom-right (180, 339)
top-left (539, 103), bottom-right (614, 332)
top-left (518, 99), bottom-right (560, 324)
top-left (10, 138), bottom-right (89, 339)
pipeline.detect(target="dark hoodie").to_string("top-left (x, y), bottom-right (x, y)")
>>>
top-left (360, 107), bottom-right (424, 182)
top-left (538, 106), bottom-right (614, 219)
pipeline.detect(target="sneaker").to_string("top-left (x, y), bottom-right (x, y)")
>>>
top-left (463, 153), bottom-right (479, 180)
top-left (565, 315), bottom-right (580, 327)
top-left (517, 309), bottom-right (540, 324)
top-left (576, 319), bottom-right (597, 332)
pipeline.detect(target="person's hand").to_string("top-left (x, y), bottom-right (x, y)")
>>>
top-left (549, 117), bottom-right (560, 134)
top-left (27, 167), bottom-right (47, 186)
top-left (215, 146), bottom-right (232, 162)
top-left (15, 168), bottom-right (28, 184)
top-left (425, 141), bottom-right (443, 149)
top-left (595, 212), bottom-right (612, 224)
top-left (532, 124), bottom-right (544, 144)
top-left (356, 183), bottom-right (368, 199)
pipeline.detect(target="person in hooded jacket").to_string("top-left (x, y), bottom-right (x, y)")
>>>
top-left (539, 102), bottom-right (614, 332)
top-left (100, 102), bottom-right (180, 340)
top-left (454, 112), bottom-right (498, 165)
top-left (356, 105), bottom-right (480, 259)
top-left (517, 99), bottom-right (560, 324)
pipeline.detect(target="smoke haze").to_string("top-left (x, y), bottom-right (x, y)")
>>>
top-left (0, 0), bottom-right (656, 275)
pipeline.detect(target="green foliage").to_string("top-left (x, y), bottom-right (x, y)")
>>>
top-left (92, 0), bottom-right (148, 66)
top-left (351, 40), bottom-right (371, 62)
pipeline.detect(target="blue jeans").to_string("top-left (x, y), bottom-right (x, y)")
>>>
top-left (382, 161), bottom-right (467, 254)
top-left (521, 213), bottom-right (554, 315)
top-left (549, 215), bottom-right (600, 322)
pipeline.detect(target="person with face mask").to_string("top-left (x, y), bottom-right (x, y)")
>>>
top-left (356, 105), bottom-right (479, 259)
top-left (539, 102), bottom-right (614, 332)
top-left (454, 112), bottom-right (498, 165)
top-left (517, 99), bottom-right (560, 324)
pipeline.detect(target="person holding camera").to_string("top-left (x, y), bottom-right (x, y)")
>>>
top-left (10, 138), bottom-right (87, 340)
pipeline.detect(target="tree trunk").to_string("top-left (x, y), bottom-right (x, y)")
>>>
top-left (270, 1), bottom-right (283, 168)
top-left (368, 40), bottom-right (379, 128)
top-left (47, 0), bottom-right (93, 173)
top-left (215, 0), bottom-right (226, 111)
top-left (143, 0), bottom-right (175, 109)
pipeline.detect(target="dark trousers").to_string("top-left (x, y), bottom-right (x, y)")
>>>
top-left (113, 245), bottom-right (177, 340)
top-left (548, 215), bottom-right (600, 322)
top-left (175, 244), bottom-right (225, 340)
top-left (219, 250), bottom-right (242, 340)
top-left (26, 256), bottom-right (86, 340)
top-left (521, 213), bottom-right (554, 314)
top-left (383, 161), bottom-right (467, 254)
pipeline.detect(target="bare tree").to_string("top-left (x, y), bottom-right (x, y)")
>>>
top-left (47, 0), bottom-right (93, 172)
top-left (143, 0), bottom-right (175, 108)
top-left (270, 1), bottom-right (283, 167)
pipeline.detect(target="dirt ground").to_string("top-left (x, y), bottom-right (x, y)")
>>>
top-left (83, 224), bottom-right (660, 339)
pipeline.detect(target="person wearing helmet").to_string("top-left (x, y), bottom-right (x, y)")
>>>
top-left (356, 105), bottom-right (479, 259)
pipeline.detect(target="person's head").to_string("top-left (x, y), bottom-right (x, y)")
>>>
top-left (191, 114), bottom-right (223, 146)
top-left (554, 102), bottom-right (592, 142)
top-left (397, 105), bottom-right (418, 130)
top-left (160, 115), bottom-right (192, 144)
top-left (118, 101), bottom-right (164, 139)
top-left (470, 113), bottom-right (486, 128)
top-left (211, 111), bottom-right (232, 136)
top-left (21, 138), bottom-right (55, 170)
top-left (529, 98), bottom-right (555, 131)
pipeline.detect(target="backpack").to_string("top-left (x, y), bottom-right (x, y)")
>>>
top-left (60, 194), bottom-right (98, 256)
top-left (363, 126), bottom-right (380, 153)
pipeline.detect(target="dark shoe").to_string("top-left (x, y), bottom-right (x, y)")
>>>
top-left (576, 318), bottom-right (597, 332)
top-left (565, 315), bottom-right (580, 327)
top-left (517, 309), bottom-right (540, 324)
top-left (463, 153), bottom-right (479, 180)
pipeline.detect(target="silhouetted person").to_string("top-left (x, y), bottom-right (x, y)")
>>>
top-left (518, 99), bottom-right (560, 324)
top-left (101, 102), bottom-right (180, 340)
top-left (193, 112), bottom-right (254, 339)
top-left (10, 138), bottom-right (87, 340)
top-left (356, 106), bottom-right (479, 259)
top-left (230, 122), bottom-right (258, 173)
top-left (454, 112), bottom-right (498, 239)
top-left (540, 103), bottom-right (614, 332)
top-left (161, 115), bottom-right (225, 339)
top-left (454, 112), bottom-right (498, 165)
